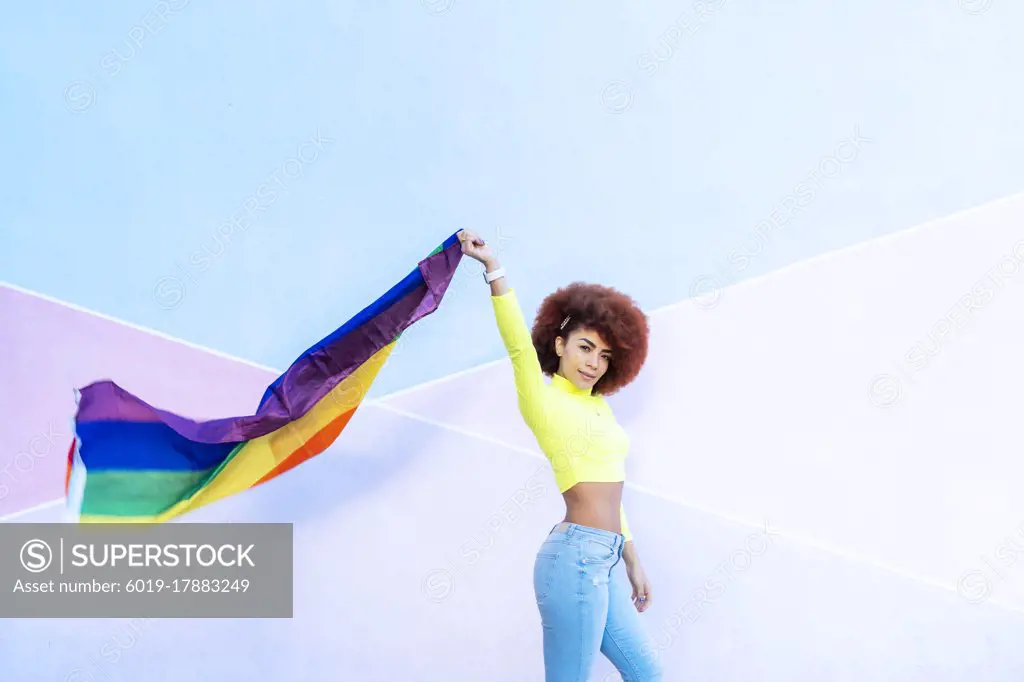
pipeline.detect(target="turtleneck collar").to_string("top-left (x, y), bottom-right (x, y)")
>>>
top-left (551, 371), bottom-right (594, 397)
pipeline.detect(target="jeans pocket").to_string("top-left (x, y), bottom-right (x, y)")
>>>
top-left (533, 549), bottom-right (563, 602)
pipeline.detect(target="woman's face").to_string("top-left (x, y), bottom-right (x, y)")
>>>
top-left (555, 327), bottom-right (613, 391)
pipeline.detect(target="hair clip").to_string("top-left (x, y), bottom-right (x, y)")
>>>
top-left (560, 315), bottom-right (571, 330)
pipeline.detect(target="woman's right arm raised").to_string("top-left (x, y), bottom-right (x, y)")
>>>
top-left (457, 230), bottom-right (547, 428)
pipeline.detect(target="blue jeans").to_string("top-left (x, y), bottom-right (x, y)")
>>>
top-left (533, 522), bottom-right (663, 681)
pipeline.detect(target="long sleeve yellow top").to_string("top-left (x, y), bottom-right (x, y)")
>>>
top-left (491, 288), bottom-right (633, 542)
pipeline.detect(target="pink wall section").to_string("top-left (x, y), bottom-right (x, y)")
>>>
top-left (0, 286), bottom-right (277, 517)
top-left (6, 399), bottom-right (1024, 681)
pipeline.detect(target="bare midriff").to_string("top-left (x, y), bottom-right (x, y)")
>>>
top-left (562, 481), bottom-right (624, 534)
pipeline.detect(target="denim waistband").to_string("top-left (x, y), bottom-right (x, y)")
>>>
top-left (548, 521), bottom-right (624, 549)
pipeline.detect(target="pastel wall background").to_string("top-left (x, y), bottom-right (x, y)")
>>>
top-left (3, 1), bottom-right (1024, 679)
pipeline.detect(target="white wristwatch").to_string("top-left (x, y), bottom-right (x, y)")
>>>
top-left (484, 266), bottom-right (506, 283)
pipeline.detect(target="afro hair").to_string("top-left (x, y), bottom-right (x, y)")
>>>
top-left (530, 282), bottom-right (649, 395)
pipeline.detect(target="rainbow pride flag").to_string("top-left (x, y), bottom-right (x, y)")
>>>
top-left (64, 232), bottom-right (464, 523)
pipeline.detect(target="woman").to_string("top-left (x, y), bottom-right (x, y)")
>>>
top-left (458, 230), bottom-right (662, 681)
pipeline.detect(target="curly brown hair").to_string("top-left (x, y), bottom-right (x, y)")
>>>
top-left (530, 282), bottom-right (649, 395)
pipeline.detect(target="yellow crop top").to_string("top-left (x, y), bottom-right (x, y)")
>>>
top-left (491, 288), bottom-right (633, 542)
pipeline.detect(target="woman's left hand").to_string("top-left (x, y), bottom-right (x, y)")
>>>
top-left (627, 562), bottom-right (652, 613)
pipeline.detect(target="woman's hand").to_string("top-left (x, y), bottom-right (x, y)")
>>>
top-left (627, 561), bottom-right (653, 613)
top-left (457, 229), bottom-right (508, 295)
top-left (457, 229), bottom-right (496, 265)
